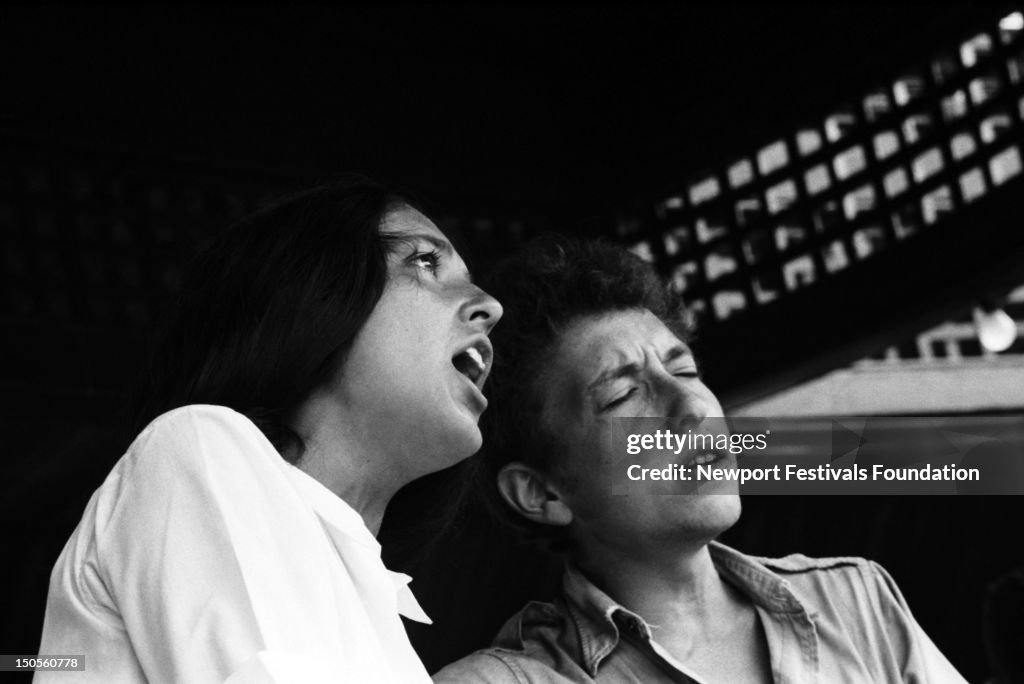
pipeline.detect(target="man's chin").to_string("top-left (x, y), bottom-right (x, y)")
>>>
top-left (688, 494), bottom-right (742, 541)
top-left (715, 492), bottom-right (743, 526)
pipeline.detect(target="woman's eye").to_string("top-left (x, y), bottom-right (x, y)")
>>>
top-left (408, 250), bottom-right (441, 275)
top-left (673, 370), bottom-right (700, 378)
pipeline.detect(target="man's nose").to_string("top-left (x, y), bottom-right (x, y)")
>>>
top-left (652, 371), bottom-right (714, 423)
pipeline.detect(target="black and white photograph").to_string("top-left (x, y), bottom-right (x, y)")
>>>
top-left (2, 3), bottom-right (1023, 683)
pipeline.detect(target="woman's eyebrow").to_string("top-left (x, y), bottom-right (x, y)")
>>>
top-left (401, 232), bottom-right (455, 256)
top-left (394, 232), bottom-right (476, 283)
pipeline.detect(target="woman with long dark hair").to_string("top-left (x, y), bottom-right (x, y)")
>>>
top-left (35, 178), bottom-right (502, 683)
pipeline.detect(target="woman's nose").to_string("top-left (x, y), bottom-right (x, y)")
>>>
top-left (461, 286), bottom-right (503, 333)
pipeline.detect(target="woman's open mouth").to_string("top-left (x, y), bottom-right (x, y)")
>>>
top-left (451, 338), bottom-right (492, 389)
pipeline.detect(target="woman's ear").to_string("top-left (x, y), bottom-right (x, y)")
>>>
top-left (496, 462), bottom-right (573, 527)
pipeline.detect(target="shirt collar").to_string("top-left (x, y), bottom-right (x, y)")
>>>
top-left (389, 571), bottom-right (433, 624)
top-left (284, 463), bottom-right (381, 550)
top-left (707, 542), bottom-right (808, 614)
top-left (562, 541), bottom-right (807, 676)
top-left (562, 563), bottom-right (649, 676)
top-left (283, 464), bottom-right (433, 624)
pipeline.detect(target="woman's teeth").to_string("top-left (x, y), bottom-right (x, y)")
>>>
top-left (454, 346), bottom-right (487, 383)
top-left (465, 347), bottom-right (485, 373)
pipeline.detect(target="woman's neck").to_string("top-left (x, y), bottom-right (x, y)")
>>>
top-left (289, 398), bottom-right (410, 536)
top-left (296, 440), bottom-right (400, 535)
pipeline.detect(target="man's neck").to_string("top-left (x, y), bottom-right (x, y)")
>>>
top-left (573, 541), bottom-right (760, 665)
top-left (577, 542), bottom-right (730, 634)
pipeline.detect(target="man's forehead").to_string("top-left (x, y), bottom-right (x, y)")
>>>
top-left (562, 310), bottom-right (685, 361)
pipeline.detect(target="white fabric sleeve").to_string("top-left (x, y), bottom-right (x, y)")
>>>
top-left (37, 406), bottom-right (364, 683)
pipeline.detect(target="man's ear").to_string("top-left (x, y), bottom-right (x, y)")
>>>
top-left (496, 462), bottom-right (573, 527)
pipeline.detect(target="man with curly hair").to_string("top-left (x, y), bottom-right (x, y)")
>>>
top-left (434, 237), bottom-right (964, 683)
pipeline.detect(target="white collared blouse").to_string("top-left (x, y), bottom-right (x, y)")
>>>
top-left (37, 405), bottom-right (433, 683)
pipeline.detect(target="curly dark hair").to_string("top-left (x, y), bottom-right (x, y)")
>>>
top-left (468, 235), bottom-right (694, 552)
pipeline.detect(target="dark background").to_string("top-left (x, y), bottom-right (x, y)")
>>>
top-left (2, 3), bottom-right (1023, 682)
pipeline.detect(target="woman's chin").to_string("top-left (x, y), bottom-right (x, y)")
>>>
top-left (414, 416), bottom-right (483, 477)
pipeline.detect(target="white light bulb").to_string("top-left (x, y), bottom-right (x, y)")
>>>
top-left (973, 307), bottom-right (1017, 353)
top-left (1000, 12), bottom-right (1023, 31)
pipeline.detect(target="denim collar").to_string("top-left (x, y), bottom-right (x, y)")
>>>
top-left (561, 541), bottom-right (808, 676)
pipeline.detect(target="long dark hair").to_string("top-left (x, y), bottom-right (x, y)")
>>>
top-left (133, 176), bottom-right (412, 462)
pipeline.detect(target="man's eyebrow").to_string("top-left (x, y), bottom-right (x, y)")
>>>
top-left (586, 362), bottom-right (642, 394)
top-left (662, 344), bottom-right (694, 364)
top-left (586, 344), bottom-right (695, 394)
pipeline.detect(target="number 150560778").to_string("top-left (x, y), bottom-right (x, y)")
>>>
top-left (1, 655), bottom-right (85, 671)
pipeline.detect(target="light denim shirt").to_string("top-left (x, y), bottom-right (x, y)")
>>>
top-left (433, 542), bottom-right (966, 683)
